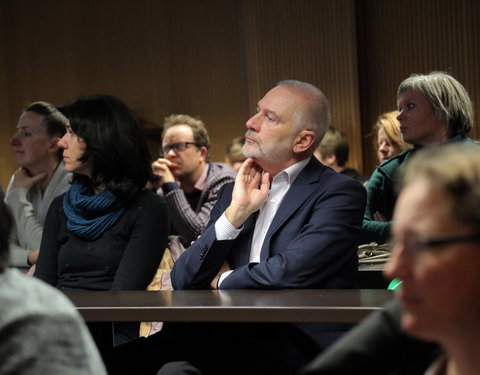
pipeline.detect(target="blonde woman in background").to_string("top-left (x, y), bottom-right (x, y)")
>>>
top-left (374, 111), bottom-right (411, 163)
top-left (361, 72), bottom-right (476, 244)
top-left (224, 136), bottom-right (246, 173)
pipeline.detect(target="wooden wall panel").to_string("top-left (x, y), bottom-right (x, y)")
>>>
top-left (162, 0), bottom-right (246, 163)
top-left (357, 0), bottom-right (480, 174)
top-left (242, 0), bottom-right (363, 172)
top-left (0, 4), bottom-right (14, 189)
top-left (0, 0), bottom-right (173, 186)
top-left (0, 0), bottom-right (246, 187)
top-left (0, 0), bottom-right (479, 188)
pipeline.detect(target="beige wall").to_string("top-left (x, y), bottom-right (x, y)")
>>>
top-left (1, 0), bottom-right (479, 188)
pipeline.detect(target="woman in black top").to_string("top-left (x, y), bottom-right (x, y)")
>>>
top-left (35, 95), bottom-right (169, 346)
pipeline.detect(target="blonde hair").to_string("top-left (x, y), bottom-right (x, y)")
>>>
top-left (225, 136), bottom-right (246, 165)
top-left (374, 111), bottom-right (410, 152)
top-left (316, 126), bottom-right (349, 166)
top-left (401, 143), bottom-right (480, 227)
top-left (397, 72), bottom-right (474, 137)
top-left (162, 114), bottom-right (210, 150)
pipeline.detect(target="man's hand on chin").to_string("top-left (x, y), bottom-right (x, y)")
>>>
top-left (225, 158), bottom-right (270, 228)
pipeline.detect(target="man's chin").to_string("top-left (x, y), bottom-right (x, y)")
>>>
top-left (172, 172), bottom-right (181, 179)
top-left (401, 308), bottom-right (433, 341)
top-left (243, 148), bottom-right (263, 159)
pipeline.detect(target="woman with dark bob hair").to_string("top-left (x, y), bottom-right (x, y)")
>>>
top-left (34, 95), bottom-right (169, 346)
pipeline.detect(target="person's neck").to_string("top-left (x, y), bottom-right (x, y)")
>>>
top-left (180, 162), bottom-right (207, 194)
top-left (443, 329), bottom-right (480, 375)
top-left (258, 156), bottom-right (306, 178)
top-left (331, 164), bottom-right (344, 173)
top-left (420, 131), bottom-right (450, 147)
top-left (28, 158), bottom-right (60, 194)
top-left (445, 357), bottom-right (476, 375)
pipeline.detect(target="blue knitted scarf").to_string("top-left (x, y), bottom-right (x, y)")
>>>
top-left (63, 179), bottom-right (128, 240)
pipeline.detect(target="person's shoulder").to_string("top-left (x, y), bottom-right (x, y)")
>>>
top-left (463, 136), bottom-right (480, 145)
top-left (375, 149), bottom-right (414, 176)
top-left (341, 168), bottom-right (369, 184)
top-left (302, 157), bottom-right (335, 182)
top-left (0, 269), bottom-right (79, 323)
top-left (208, 162), bottom-right (237, 178)
top-left (50, 193), bottom-right (66, 209)
top-left (381, 149), bottom-right (413, 168)
top-left (205, 163), bottom-right (236, 190)
top-left (328, 169), bottom-right (366, 194)
top-left (131, 189), bottom-right (166, 207)
top-left (0, 269), bottom-right (107, 374)
top-left (306, 159), bottom-right (366, 193)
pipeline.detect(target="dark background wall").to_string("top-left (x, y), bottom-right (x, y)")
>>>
top-left (1, 0), bottom-right (478, 188)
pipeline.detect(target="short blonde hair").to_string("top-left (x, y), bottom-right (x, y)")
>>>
top-left (162, 114), bottom-right (211, 150)
top-left (374, 111), bottom-right (410, 152)
top-left (225, 136), bottom-right (246, 165)
top-left (401, 143), bottom-right (480, 228)
top-left (316, 126), bottom-right (349, 166)
top-left (397, 72), bottom-right (474, 137)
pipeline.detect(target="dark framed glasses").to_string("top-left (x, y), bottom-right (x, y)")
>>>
top-left (393, 233), bottom-right (480, 254)
top-left (161, 142), bottom-right (197, 156)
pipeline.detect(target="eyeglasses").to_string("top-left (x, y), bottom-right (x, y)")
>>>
top-left (161, 142), bottom-right (197, 156)
top-left (393, 233), bottom-right (480, 254)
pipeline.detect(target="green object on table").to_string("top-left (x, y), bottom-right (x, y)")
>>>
top-left (388, 278), bottom-right (403, 290)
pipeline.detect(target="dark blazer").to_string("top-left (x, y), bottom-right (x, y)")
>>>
top-left (172, 157), bottom-right (366, 290)
top-left (299, 299), bottom-right (442, 375)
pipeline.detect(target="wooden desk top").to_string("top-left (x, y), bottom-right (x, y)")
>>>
top-left (66, 289), bottom-right (394, 323)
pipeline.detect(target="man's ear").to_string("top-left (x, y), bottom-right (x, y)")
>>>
top-left (199, 146), bottom-right (208, 161)
top-left (293, 130), bottom-right (316, 154)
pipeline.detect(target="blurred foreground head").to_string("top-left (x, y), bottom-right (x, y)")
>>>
top-left (385, 143), bottom-right (480, 346)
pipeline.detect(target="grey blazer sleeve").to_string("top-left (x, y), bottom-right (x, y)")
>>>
top-left (4, 187), bottom-right (43, 267)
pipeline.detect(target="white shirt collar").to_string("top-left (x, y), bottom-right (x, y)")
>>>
top-left (275, 157), bottom-right (311, 185)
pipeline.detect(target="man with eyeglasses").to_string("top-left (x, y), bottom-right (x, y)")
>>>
top-left (152, 114), bottom-right (236, 245)
top-left (169, 81), bottom-right (366, 353)
top-left (172, 82), bottom-right (366, 296)
top-left (107, 81), bottom-right (367, 375)
top-left (301, 143), bottom-right (480, 374)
